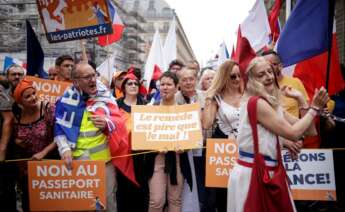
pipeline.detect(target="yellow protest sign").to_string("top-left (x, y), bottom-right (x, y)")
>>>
top-left (131, 103), bottom-right (203, 151)
top-left (205, 139), bottom-right (238, 188)
top-left (28, 160), bottom-right (106, 211)
top-left (26, 76), bottom-right (71, 103)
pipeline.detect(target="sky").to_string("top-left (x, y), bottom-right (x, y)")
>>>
top-left (165, 0), bottom-right (256, 66)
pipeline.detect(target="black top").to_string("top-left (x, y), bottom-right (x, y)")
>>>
top-left (116, 96), bottom-right (147, 113)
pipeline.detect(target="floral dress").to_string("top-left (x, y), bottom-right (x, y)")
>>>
top-left (13, 102), bottom-right (56, 158)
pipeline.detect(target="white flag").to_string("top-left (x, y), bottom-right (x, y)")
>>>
top-left (217, 41), bottom-right (230, 69)
top-left (96, 53), bottom-right (116, 86)
top-left (240, 0), bottom-right (271, 52)
top-left (143, 29), bottom-right (165, 89)
top-left (163, 17), bottom-right (177, 71)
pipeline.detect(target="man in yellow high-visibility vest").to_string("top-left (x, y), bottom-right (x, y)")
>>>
top-left (55, 63), bottom-right (117, 211)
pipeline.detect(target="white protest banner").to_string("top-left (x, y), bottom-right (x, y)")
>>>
top-left (282, 149), bottom-right (336, 201)
top-left (131, 103), bottom-right (203, 151)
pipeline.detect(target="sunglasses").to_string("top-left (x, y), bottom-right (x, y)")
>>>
top-left (126, 82), bottom-right (139, 86)
top-left (230, 74), bottom-right (241, 80)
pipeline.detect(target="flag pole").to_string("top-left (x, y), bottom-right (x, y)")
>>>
top-left (325, 0), bottom-right (336, 91)
top-left (285, 0), bottom-right (291, 21)
top-left (80, 39), bottom-right (88, 63)
top-left (106, 34), bottom-right (112, 86)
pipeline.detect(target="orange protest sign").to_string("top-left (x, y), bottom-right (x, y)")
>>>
top-left (205, 139), bottom-right (238, 188)
top-left (26, 76), bottom-right (71, 103)
top-left (28, 160), bottom-right (106, 211)
top-left (131, 103), bottom-right (203, 151)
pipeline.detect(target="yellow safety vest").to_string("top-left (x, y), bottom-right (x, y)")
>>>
top-left (72, 111), bottom-right (111, 161)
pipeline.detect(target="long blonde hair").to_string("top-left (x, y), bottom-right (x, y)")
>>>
top-left (245, 57), bottom-right (280, 108)
top-left (206, 60), bottom-right (243, 98)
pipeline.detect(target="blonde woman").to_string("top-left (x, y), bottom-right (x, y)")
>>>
top-left (227, 57), bottom-right (328, 212)
top-left (202, 60), bottom-right (244, 211)
top-left (199, 69), bottom-right (216, 91)
top-left (203, 60), bottom-right (244, 139)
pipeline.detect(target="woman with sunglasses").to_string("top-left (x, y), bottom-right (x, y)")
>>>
top-left (116, 73), bottom-right (149, 212)
top-left (202, 60), bottom-right (244, 212)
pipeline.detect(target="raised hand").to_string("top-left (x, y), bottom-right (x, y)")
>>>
top-left (311, 87), bottom-right (329, 110)
top-left (281, 85), bottom-right (303, 99)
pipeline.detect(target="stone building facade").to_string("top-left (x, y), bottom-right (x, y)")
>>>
top-left (0, 0), bottom-right (195, 72)
top-left (120, 0), bottom-right (196, 68)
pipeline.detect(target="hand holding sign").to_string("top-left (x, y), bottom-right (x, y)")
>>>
top-left (283, 140), bottom-right (303, 160)
top-left (175, 144), bottom-right (185, 154)
top-left (62, 150), bottom-right (73, 170)
top-left (32, 151), bottom-right (47, 161)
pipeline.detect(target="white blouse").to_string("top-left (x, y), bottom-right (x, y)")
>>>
top-left (215, 95), bottom-right (240, 138)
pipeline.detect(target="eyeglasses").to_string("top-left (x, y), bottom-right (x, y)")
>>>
top-left (126, 81), bottom-right (139, 86)
top-left (77, 72), bottom-right (99, 81)
top-left (9, 72), bottom-right (24, 77)
top-left (230, 74), bottom-right (240, 80)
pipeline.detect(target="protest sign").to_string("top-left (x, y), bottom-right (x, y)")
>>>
top-left (26, 76), bottom-right (71, 103)
top-left (205, 139), bottom-right (238, 188)
top-left (36, 0), bottom-right (112, 43)
top-left (205, 146), bottom-right (337, 201)
top-left (131, 103), bottom-right (203, 151)
top-left (28, 160), bottom-right (106, 211)
top-left (283, 149), bottom-right (336, 201)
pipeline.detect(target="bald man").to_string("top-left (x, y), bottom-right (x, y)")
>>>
top-left (55, 63), bottom-right (118, 212)
top-left (48, 66), bottom-right (58, 80)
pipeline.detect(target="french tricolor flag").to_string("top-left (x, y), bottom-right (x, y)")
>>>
top-left (233, 0), bottom-right (269, 72)
top-left (3, 56), bottom-right (26, 73)
top-left (98, 0), bottom-right (124, 46)
top-left (277, 0), bottom-right (345, 97)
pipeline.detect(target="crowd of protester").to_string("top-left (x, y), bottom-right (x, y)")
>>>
top-left (0, 51), bottom-right (345, 212)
